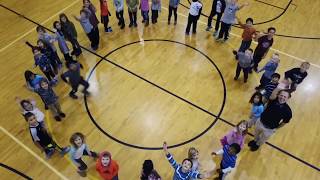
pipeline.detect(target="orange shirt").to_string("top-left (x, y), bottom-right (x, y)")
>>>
top-left (100, 1), bottom-right (109, 16)
top-left (240, 23), bottom-right (256, 41)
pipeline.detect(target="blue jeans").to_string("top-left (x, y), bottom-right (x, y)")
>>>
top-left (141, 10), bottom-right (149, 22)
top-left (238, 40), bottom-right (252, 52)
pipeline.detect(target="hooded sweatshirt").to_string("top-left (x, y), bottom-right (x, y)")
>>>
top-left (96, 151), bottom-right (119, 180)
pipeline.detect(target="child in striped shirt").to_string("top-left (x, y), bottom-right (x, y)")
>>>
top-left (260, 73), bottom-right (280, 103)
top-left (163, 142), bottom-right (212, 180)
top-left (211, 143), bottom-right (241, 180)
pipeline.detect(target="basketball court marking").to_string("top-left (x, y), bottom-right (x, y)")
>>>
top-left (82, 39), bottom-right (319, 172)
top-left (0, 163), bottom-right (32, 180)
top-left (0, 0), bottom-right (80, 53)
top-left (160, 6), bottom-right (320, 69)
top-left (0, 126), bottom-right (70, 180)
top-left (0, 2), bottom-right (319, 68)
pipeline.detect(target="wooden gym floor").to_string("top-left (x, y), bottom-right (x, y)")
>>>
top-left (0, 0), bottom-right (319, 179)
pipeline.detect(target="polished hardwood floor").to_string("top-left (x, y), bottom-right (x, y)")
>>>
top-left (0, 0), bottom-right (319, 179)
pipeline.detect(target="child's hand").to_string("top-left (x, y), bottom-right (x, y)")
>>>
top-left (15, 96), bottom-right (21, 102)
top-left (163, 141), bottom-right (169, 154)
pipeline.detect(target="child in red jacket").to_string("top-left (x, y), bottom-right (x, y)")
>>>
top-left (96, 151), bottom-right (119, 180)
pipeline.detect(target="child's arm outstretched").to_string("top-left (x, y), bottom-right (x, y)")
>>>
top-left (163, 142), bottom-right (179, 170)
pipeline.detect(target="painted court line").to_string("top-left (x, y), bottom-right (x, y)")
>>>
top-left (0, 0), bottom-right (80, 53)
top-left (161, 6), bottom-right (320, 69)
top-left (0, 126), bottom-right (69, 180)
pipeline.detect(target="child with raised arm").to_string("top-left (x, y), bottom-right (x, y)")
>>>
top-left (163, 142), bottom-right (212, 179)
top-left (25, 112), bottom-right (69, 159)
top-left (33, 79), bottom-right (66, 121)
top-left (211, 143), bottom-right (241, 180)
top-left (235, 17), bottom-right (256, 53)
top-left (256, 53), bottom-right (280, 90)
top-left (70, 132), bottom-right (99, 177)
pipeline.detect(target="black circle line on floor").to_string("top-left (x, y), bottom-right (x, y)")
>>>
top-left (0, 4), bottom-right (319, 171)
top-left (84, 39), bottom-right (227, 150)
top-left (0, 163), bottom-right (33, 180)
top-left (182, 0), bottom-right (320, 40)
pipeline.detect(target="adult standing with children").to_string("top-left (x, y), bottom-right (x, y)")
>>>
top-left (248, 89), bottom-right (292, 151)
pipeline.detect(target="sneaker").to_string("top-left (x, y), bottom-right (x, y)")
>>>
top-left (129, 23), bottom-right (133, 27)
top-left (250, 143), bottom-right (260, 151)
top-left (145, 21), bottom-right (149, 26)
top-left (141, 20), bottom-right (145, 23)
top-left (174, 21), bottom-right (177, 25)
top-left (54, 116), bottom-right (61, 121)
top-left (82, 90), bottom-right (90, 96)
top-left (185, 32), bottom-right (190, 36)
top-left (134, 23), bottom-right (137, 27)
top-left (59, 112), bottom-right (66, 118)
top-left (213, 30), bottom-right (218, 36)
top-left (206, 26), bottom-right (212, 31)
top-left (192, 31), bottom-right (196, 34)
top-left (118, 21), bottom-right (121, 26)
top-left (223, 38), bottom-right (228, 42)
top-left (248, 140), bottom-right (256, 147)
top-left (168, 21), bottom-right (170, 25)
top-left (69, 94), bottom-right (78, 99)
top-left (107, 27), bottom-right (112, 32)
top-left (244, 79), bottom-right (247, 83)
top-left (232, 50), bottom-right (238, 56)
top-left (45, 148), bottom-right (55, 159)
top-left (45, 105), bottom-right (49, 110)
top-left (215, 38), bottom-right (222, 42)
top-left (59, 146), bottom-right (70, 156)
top-left (234, 77), bottom-right (238, 80)
top-left (120, 24), bottom-right (125, 29)
top-left (77, 171), bottom-right (87, 177)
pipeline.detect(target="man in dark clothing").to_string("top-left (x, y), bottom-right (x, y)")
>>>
top-left (285, 62), bottom-right (310, 92)
top-left (252, 27), bottom-right (276, 72)
top-left (61, 62), bottom-right (89, 99)
top-left (249, 89), bottom-right (292, 151)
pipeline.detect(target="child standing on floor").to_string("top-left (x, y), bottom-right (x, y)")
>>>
top-left (260, 73), bottom-right (280, 103)
top-left (188, 147), bottom-right (200, 180)
top-left (127, 0), bottom-right (139, 27)
top-left (114, 0), bottom-right (125, 29)
top-left (216, 0), bottom-right (248, 42)
top-left (25, 112), bottom-right (70, 159)
top-left (151, 0), bottom-right (161, 24)
top-left (59, 13), bottom-right (82, 56)
top-left (53, 21), bottom-right (73, 64)
top-left (233, 48), bottom-right (253, 83)
top-left (36, 26), bottom-right (62, 65)
top-left (256, 53), bottom-right (280, 90)
top-left (185, 0), bottom-right (202, 35)
top-left (61, 62), bottom-right (90, 99)
top-left (163, 142), bottom-right (212, 179)
top-left (33, 79), bottom-right (65, 121)
top-left (211, 143), bottom-right (241, 180)
top-left (74, 10), bottom-right (99, 50)
top-left (32, 47), bottom-right (56, 82)
top-left (206, 0), bottom-right (226, 36)
top-left (96, 151), bottom-right (119, 180)
top-left (140, 160), bottom-right (161, 180)
top-left (248, 92), bottom-right (264, 127)
top-left (236, 17), bottom-right (256, 53)
top-left (140, 0), bottom-right (150, 26)
top-left (284, 61), bottom-right (310, 93)
top-left (26, 40), bottom-right (59, 75)
top-left (168, 0), bottom-right (179, 25)
top-left (220, 120), bottom-right (248, 149)
top-left (24, 70), bottom-right (46, 90)
top-left (16, 97), bottom-right (45, 124)
top-left (70, 132), bottom-right (99, 177)
top-left (100, 0), bottom-right (113, 32)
